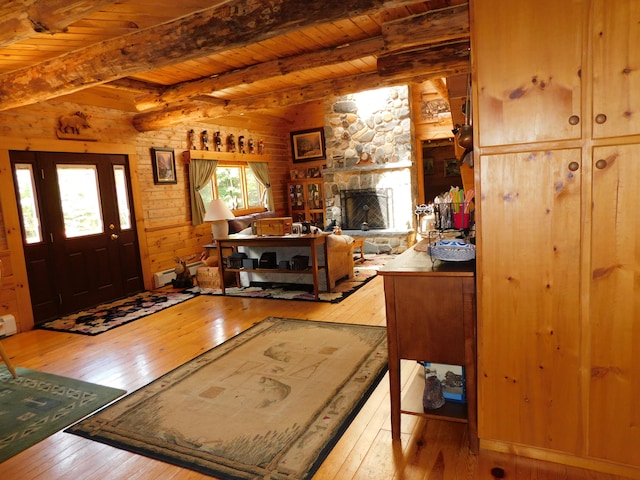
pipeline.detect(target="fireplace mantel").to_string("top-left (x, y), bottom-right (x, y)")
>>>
top-left (323, 160), bottom-right (412, 175)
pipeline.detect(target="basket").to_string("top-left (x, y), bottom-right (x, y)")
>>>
top-left (429, 240), bottom-right (475, 262)
top-left (196, 267), bottom-right (220, 289)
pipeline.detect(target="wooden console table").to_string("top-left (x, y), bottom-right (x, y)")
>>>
top-left (212, 234), bottom-right (330, 300)
top-left (378, 246), bottom-right (477, 452)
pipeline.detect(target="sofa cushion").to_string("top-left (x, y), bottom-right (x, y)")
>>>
top-left (326, 233), bottom-right (354, 250)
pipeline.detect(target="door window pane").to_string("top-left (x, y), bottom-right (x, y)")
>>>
top-left (14, 163), bottom-right (42, 244)
top-left (57, 165), bottom-right (103, 238)
top-left (113, 165), bottom-right (131, 230)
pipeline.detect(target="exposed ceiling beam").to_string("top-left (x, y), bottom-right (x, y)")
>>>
top-left (0, 0), bottom-right (115, 48)
top-left (106, 78), bottom-right (165, 96)
top-left (430, 78), bottom-right (449, 100)
top-left (133, 36), bottom-right (386, 111)
top-left (382, 3), bottom-right (470, 51)
top-left (133, 51), bottom-right (469, 132)
top-left (377, 40), bottom-right (470, 77)
top-left (0, 0), bottom-right (426, 112)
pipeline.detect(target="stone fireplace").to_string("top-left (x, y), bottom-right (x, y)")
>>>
top-left (340, 188), bottom-right (392, 230)
top-left (320, 86), bottom-right (416, 253)
top-left (323, 163), bottom-right (413, 253)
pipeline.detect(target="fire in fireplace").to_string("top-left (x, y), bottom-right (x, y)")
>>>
top-left (340, 188), bottom-right (391, 230)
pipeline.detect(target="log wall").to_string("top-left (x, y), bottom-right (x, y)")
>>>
top-left (0, 99), bottom-right (291, 332)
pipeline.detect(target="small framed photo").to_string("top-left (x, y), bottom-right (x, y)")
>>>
top-left (151, 147), bottom-right (177, 184)
top-left (291, 127), bottom-right (326, 163)
top-left (444, 158), bottom-right (461, 177)
top-left (424, 156), bottom-right (435, 175)
top-left (307, 167), bottom-right (322, 178)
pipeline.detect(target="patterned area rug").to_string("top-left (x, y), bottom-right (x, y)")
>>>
top-left (38, 290), bottom-right (197, 336)
top-left (190, 253), bottom-right (394, 303)
top-left (0, 367), bottom-right (126, 463)
top-left (68, 317), bottom-right (388, 479)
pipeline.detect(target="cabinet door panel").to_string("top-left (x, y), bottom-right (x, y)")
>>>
top-left (589, 144), bottom-right (640, 465)
top-left (287, 180), bottom-right (324, 227)
top-left (592, 0), bottom-right (640, 139)
top-left (391, 276), bottom-right (465, 365)
top-left (474, 0), bottom-right (584, 147)
top-left (477, 149), bottom-right (582, 453)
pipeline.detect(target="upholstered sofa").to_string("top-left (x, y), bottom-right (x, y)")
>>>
top-left (325, 233), bottom-right (355, 290)
top-left (227, 209), bottom-right (277, 234)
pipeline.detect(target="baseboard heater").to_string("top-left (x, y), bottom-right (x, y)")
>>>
top-left (0, 314), bottom-right (17, 337)
top-left (153, 261), bottom-right (204, 289)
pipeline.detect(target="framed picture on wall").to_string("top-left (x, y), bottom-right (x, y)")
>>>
top-left (424, 156), bottom-right (435, 175)
top-left (290, 128), bottom-right (326, 163)
top-left (151, 147), bottom-right (177, 184)
top-left (444, 158), bottom-right (461, 177)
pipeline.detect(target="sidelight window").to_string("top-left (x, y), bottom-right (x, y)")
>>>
top-left (113, 165), bottom-right (132, 230)
top-left (14, 163), bottom-right (42, 244)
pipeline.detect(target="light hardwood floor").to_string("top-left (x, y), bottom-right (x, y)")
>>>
top-left (0, 276), bottom-right (631, 479)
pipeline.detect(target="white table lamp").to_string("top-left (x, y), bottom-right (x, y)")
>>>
top-left (204, 199), bottom-right (234, 239)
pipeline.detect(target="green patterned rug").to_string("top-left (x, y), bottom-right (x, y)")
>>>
top-left (0, 367), bottom-right (126, 463)
top-left (68, 317), bottom-right (388, 479)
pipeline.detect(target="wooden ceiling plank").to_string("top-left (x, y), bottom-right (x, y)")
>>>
top-left (0, 0), bottom-right (115, 48)
top-left (0, 0), bottom-right (426, 112)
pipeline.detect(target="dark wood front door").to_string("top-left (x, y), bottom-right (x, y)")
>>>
top-left (10, 151), bottom-right (143, 324)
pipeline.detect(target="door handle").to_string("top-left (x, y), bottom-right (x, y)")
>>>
top-left (111, 233), bottom-right (119, 240)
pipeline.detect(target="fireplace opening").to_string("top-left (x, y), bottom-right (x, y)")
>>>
top-left (340, 188), bottom-right (391, 230)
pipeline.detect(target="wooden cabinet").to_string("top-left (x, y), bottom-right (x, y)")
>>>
top-left (588, 143), bottom-right (640, 465)
top-left (474, 0), bottom-right (584, 147)
top-left (591, 1), bottom-right (640, 139)
top-left (287, 179), bottom-right (324, 228)
top-left (474, 0), bottom-right (640, 472)
top-left (477, 149), bottom-right (583, 453)
top-left (378, 248), bottom-right (477, 452)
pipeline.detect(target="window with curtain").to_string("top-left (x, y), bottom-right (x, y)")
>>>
top-left (200, 164), bottom-right (264, 212)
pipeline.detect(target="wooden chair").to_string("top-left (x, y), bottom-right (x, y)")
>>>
top-left (352, 237), bottom-right (365, 263)
top-left (0, 341), bottom-right (17, 378)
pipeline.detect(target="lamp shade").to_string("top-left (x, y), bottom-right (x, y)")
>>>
top-left (204, 198), bottom-right (234, 221)
top-left (204, 199), bottom-right (234, 238)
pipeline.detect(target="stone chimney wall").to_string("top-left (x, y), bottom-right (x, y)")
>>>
top-left (321, 86), bottom-right (415, 253)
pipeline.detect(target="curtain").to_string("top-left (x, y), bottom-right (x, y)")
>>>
top-left (189, 158), bottom-right (218, 225)
top-left (249, 162), bottom-right (274, 211)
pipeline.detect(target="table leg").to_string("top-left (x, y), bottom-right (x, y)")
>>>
top-left (216, 243), bottom-right (226, 295)
top-left (310, 242), bottom-right (320, 300)
top-left (388, 354), bottom-right (401, 440)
